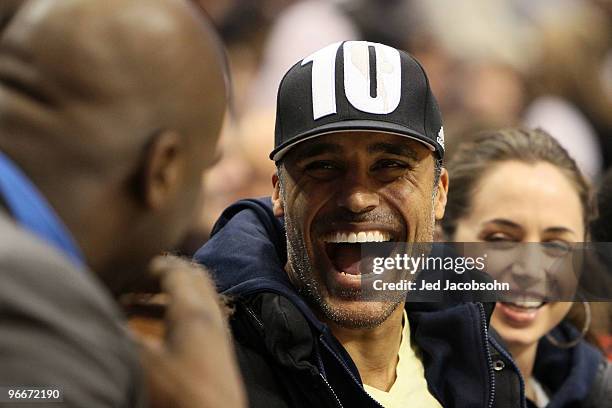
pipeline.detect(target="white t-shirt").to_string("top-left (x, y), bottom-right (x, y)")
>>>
top-left (530, 377), bottom-right (550, 408)
top-left (363, 311), bottom-right (442, 408)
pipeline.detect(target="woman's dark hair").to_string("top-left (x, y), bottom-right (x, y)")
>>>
top-left (441, 127), bottom-right (589, 238)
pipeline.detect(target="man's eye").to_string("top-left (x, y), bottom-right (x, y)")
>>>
top-left (486, 233), bottom-right (512, 242)
top-left (371, 160), bottom-right (410, 171)
top-left (484, 233), bottom-right (518, 250)
top-left (302, 160), bottom-right (343, 180)
top-left (304, 160), bottom-right (339, 171)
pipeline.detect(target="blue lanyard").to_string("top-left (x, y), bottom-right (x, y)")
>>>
top-left (0, 150), bottom-right (85, 268)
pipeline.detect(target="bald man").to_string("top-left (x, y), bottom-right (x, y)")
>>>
top-left (0, 1), bottom-right (244, 407)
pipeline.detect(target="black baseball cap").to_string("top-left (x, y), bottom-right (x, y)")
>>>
top-left (270, 41), bottom-right (445, 161)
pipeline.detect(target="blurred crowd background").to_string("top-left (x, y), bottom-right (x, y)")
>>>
top-left (180, 0), bottom-right (612, 253)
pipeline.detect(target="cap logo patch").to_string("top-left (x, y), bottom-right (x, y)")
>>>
top-left (302, 41), bottom-right (402, 120)
top-left (437, 127), bottom-right (445, 149)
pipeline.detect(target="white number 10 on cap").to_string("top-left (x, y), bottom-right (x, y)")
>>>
top-left (301, 41), bottom-right (402, 120)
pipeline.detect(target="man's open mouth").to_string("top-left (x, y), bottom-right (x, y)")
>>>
top-left (322, 230), bottom-right (393, 276)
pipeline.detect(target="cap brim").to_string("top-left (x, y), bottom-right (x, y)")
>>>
top-left (270, 120), bottom-right (436, 161)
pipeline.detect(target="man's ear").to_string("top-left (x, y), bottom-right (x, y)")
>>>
top-left (435, 167), bottom-right (449, 220)
top-left (140, 130), bottom-right (185, 210)
top-left (271, 172), bottom-right (284, 217)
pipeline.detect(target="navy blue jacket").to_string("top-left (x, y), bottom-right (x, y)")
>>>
top-left (530, 324), bottom-right (609, 408)
top-left (195, 198), bottom-right (608, 408)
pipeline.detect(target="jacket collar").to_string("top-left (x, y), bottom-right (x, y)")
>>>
top-left (0, 150), bottom-right (85, 268)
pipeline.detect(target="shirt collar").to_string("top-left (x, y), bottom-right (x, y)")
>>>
top-left (0, 150), bottom-right (85, 268)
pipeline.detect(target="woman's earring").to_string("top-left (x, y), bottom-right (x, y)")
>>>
top-left (546, 300), bottom-right (591, 349)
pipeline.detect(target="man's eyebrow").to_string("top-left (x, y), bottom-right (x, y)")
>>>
top-left (485, 219), bottom-right (522, 229)
top-left (367, 142), bottom-right (418, 160)
top-left (296, 143), bottom-right (343, 160)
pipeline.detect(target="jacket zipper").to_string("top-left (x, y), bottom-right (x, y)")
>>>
top-left (245, 305), bottom-right (344, 408)
top-left (244, 304), bottom-right (264, 329)
top-left (318, 372), bottom-right (344, 408)
top-left (489, 335), bottom-right (527, 408)
top-left (477, 302), bottom-right (496, 408)
top-left (320, 336), bottom-right (385, 408)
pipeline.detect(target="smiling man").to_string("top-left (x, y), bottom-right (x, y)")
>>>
top-left (196, 41), bottom-right (523, 408)
top-left (274, 130), bottom-right (444, 331)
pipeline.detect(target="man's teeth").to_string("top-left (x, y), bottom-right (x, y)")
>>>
top-left (510, 300), bottom-right (544, 309)
top-left (323, 231), bottom-right (391, 243)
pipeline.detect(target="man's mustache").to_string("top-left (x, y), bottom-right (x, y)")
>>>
top-left (312, 209), bottom-right (403, 231)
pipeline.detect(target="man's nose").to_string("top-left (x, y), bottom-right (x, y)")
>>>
top-left (336, 173), bottom-right (379, 214)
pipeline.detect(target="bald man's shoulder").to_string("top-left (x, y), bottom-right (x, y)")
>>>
top-left (0, 212), bottom-right (147, 408)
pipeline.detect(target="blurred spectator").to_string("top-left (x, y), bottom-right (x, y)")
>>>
top-left (340, 0), bottom-right (414, 49)
top-left (408, 0), bottom-right (532, 155)
top-left (245, 0), bottom-right (359, 111)
top-left (592, 168), bottom-right (612, 243)
top-left (523, 2), bottom-right (612, 179)
top-left (412, 0), bottom-right (535, 72)
top-left (531, 2), bottom-right (612, 141)
top-left (524, 97), bottom-right (603, 180)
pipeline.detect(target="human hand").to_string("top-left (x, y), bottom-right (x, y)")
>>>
top-left (135, 256), bottom-right (246, 408)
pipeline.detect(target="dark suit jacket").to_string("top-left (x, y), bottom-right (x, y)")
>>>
top-left (0, 213), bottom-right (146, 407)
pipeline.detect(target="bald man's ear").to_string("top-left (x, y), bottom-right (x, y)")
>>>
top-left (434, 168), bottom-right (449, 220)
top-left (271, 173), bottom-right (284, 217)
top-left (140, 130), bottom-right (186, 210)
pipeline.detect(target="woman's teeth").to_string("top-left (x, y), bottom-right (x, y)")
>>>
top-left (508, 300), bottom-right (545, 309)
top-left (323, 231), bottom-right (392, 243)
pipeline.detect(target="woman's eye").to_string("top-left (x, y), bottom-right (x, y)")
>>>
top-left (542, 241), bottom-right (571, 257)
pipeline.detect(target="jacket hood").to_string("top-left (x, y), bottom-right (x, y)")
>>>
top-left (193, 197), bottom-right (327, 332)
top-left (195, 197), bottom-right (286, 292)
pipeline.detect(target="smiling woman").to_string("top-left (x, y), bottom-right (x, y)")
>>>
top-left (441, 128), bottom-right (610, 407)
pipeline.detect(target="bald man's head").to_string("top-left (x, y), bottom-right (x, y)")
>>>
top-left (0, 0), bottom-right (227, 170)
top-left (0, 0), bottom-right (228, 293)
